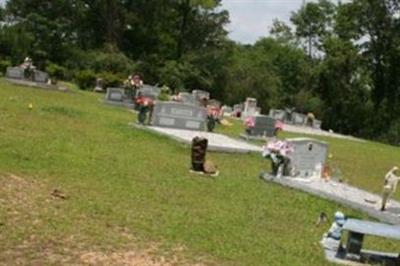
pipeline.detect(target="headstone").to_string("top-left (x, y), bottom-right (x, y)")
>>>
top-left (288, 138), bottom-right (328, 178)
top-left (137, 84), bottom-right (161, 100)
top-left (313, 119), bottom-right (322, 129)
top-left (152, 101), bottom-right (207, 131)
top-left (269, 109), bottom-right (286, 121)
top-left (178, 92), bottom-right (195, 105)
top-left (33, 70), bottom-right (49, 83)
top-left (292, 112), bottom-right (307, 125)
top-left (242, 97), bottom-right (258, 120)
top-left (192, 90), bottom-right (210, 103)
top-left (6, 67), bottom-right (24, 80)
top-left (106, 87), bottom-right (125, 102)
top-left (249, 115), bottom-right (276, 137)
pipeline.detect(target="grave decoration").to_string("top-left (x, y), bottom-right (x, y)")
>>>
top-left (321, 216), bottom-right (400, 265)
top-left (381, 166), bottom-right (400, 211)
top-left (262, 137), bottom-right (328, 179)
top-left (190, 137), bottom-right (218, 175)
top-left (151, 101), bottom-right (207, 131)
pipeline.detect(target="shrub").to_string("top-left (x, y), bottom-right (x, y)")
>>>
top-left (380, 119), bottom-right (400, 146)
top-left (98, 72), bottom-right (123, 88)
top-left (46, 63), bottom-right (68, 81)
top-left (0, 60), bottom-right (12, 76)
top-left (75, 70), bottom-right (96, 90)
top-left (85, 51), bottom-right (136, 74)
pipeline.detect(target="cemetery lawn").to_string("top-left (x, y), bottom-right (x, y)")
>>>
top-left (0, 78), bottom-right (399, 265)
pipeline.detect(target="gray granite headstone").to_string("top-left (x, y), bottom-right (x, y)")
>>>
top-left (269, 109), bottom-right (286, 121)
top-left (249, 115), bottom-right (276, 137)
top-left (179, 92), bottom-right (195, 105)
top-left (313, 119), bottom-right (322, 129)
top-left (288, 138), bottom-right (328, 178)
top-left (6, 67), bottom-right (24, 80)
top-left (292, 112), bottom-right (306, 125)
top-left (137, 85), bottom-right (161, 100)
top-left (106, 87), bottom-right (125, 102)
top-left (152, 101), bottom-right (207, 131)
top-left (33, 70), bottom-right (49, 83)
top-left (192, 90), bottom-right (210, 106)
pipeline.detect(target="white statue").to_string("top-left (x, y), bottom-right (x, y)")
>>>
top-left (381, 166), bottom-right (400, 211)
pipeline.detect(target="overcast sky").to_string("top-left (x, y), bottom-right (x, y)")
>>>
top-left (221, 0), bottom-right (308, 44)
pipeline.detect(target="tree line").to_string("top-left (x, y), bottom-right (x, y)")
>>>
top-left (0, 0), bottom-right (400, 145)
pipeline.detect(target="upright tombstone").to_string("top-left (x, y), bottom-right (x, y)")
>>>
top-left (292, 112), bottom-right (307, 125)
top-left (313, 119), bottom-right (322, 129)
top-left (152, 101), bottom-right (207, 131)
top-left (178, 92), bottom-right (195, 105)
top-left (104, 87), bottom-right (134, 108)
top-left (288, 138), bottom-right (328, 178)
top-left (269, 109), bottom-right (286, 121)
top-left (33, 70), bottom-right (49, 83)
top-left (137, 84), bottom-right (161, 100)
top-left (6, 67), bottom-right (25, 80)
top-left (249, 115), bottom-right (277, 137)
top-left (192, 90), bottom-right (210, 106)
top-left (242, 97), bottom-right (258, 120)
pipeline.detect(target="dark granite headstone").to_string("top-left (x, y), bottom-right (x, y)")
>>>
top-left (288, 138), bottom-right (328, 178)
top-left (249, 115), bottom-right (276, 137)
top-left (152, 101), bottom-right (207, 131)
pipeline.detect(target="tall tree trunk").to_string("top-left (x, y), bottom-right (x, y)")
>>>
top-left (177, 0), bottom-right (191, 59)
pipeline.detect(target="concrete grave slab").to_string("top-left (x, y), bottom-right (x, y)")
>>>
top-left (152, 102), bottom-right (207, 131)
top-left (261, 174), bottom-right (400, 225)
top-left (133, 124), bottom-right (263, 153)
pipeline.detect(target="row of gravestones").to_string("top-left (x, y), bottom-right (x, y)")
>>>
top-left (269, 109), bottom-right (322, 129)
top-left (6, 66), bottom-right (49, 83)
top-left (105, 87), bottom-right (208, 131)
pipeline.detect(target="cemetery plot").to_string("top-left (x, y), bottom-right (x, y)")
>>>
top-left (261, 174), bottom-right (400, 225)
top-left (134, 125), bottom-right (262, 153)
top-left (6, 66), bottom-right (59, 90)
top-left (152, 102), bottom-right (207, 131)
top-left (136, 84), bottom-right (161, 100)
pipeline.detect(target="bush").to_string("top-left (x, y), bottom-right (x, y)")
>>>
top-left (0, 60), bottom-right (12, 76)
top-left (380, 119), bottom-right (400, 146)
top-left (46, 63), bottom-right (68, 81)
top-left (75, 70), bottom-right (96, 90)
top-left (85, 51), bottom-right (136, 75)
top-left (98, 72), bottom-right (123, 88)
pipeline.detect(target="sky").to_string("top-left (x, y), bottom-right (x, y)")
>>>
top-left (221, 0), bottom-right (308, 44)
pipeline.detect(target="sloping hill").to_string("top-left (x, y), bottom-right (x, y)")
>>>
top-left (0, 79), bottom-right (398, 265)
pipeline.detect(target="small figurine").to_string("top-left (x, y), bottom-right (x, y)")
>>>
top-left (381, 166), bottom-right (400, 211)
top-left (326, 211), bottom-right (346, 240)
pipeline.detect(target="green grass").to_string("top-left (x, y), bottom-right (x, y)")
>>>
top-left (0, 79), bottom-right (399, 265)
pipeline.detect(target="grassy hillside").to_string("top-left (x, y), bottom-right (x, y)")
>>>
top-left (0, 79), bottom-right (398, 265)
